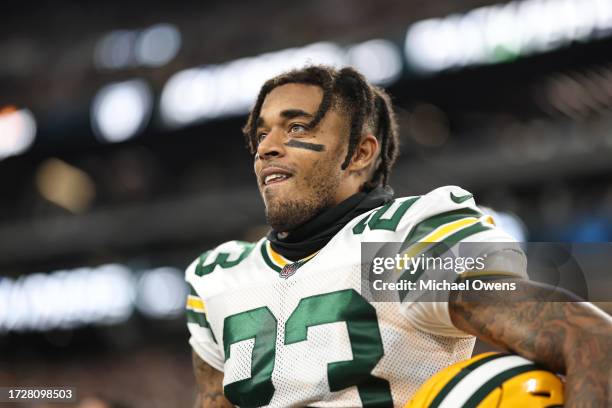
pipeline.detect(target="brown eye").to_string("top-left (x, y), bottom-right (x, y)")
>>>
top-left (289, 124), bottom-right (307, 133)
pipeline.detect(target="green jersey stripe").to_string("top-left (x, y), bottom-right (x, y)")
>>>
top-left (187, 309), bottom-right (210, 327)
top-left (187, 282), bottom-right (197, 297)
top-left (398, 222), bottom-right (493, 302)
top-left (261, 242), bottom-right (282, 273)
top-left (402, 208), bottom-right (483, 249)
top-left (187, 310), bottom-right (217, 343)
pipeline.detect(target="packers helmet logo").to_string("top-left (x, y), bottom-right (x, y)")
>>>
top-left (405, 352), bottom-right (564, 408)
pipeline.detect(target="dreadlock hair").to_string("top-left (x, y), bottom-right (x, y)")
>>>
top-left (243, 65), bottom-right (399, 191)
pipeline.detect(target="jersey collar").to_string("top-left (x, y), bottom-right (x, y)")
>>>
top-left (261, 240), bottom-right (318, 275)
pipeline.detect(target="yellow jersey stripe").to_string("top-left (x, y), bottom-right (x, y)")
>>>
top-left (186, 295), bottom-right (206, 313)
top-left (267, 241), bottom-right (289, 268)
top-left (400, 215), bottom-right (496, 262)
top-left (301, 251), bottom-right (319, 262)
top-left (422, 217), bottom-right (480, 243)
top-left (266, 241), bottom-right (319, 269)
top-left (401, 217), bottom-right (480, 259)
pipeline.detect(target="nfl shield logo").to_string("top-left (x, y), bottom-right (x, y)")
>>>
top-left (280, 262), bottom-right (300, 279)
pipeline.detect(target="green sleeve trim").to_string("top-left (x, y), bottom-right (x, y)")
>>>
top-left (398, 222), bottom-right (493, 302)
top-left (186, 307), bottom-right (217, 344)
top-left (187, 309), bottom-right (210, 328)
top-left (185, 282), bottom-right (217, 343)
top-left (187, 282), bottom-right (199, 297)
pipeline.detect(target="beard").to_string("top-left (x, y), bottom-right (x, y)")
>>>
top-left (265, 194), bottom-right (332, 232)
top-left (263, 163), bottom-right (341, 232)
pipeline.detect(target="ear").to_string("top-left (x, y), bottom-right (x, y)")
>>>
top-left (347, 133), bottom-right (379, 173)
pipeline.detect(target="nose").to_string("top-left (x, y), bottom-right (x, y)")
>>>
top-left (256, 127), bottom-right (286, 160)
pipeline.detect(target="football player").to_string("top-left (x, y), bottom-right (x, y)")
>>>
top-left (185, 66), bottom-right (612, 407)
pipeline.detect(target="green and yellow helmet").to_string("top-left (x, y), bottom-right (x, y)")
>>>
top-left (405, 352), bottom-right (564, 408)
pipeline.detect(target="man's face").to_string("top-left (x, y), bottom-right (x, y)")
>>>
top-left (254, 83), bottom-right (351, 232)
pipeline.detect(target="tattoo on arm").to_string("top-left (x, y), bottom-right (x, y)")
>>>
top-left (449, 278), bottom-right (612, 406)
top-left (192, 351), bottom-right (234, 408)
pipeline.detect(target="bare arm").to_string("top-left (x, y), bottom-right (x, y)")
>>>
top-left (449, 278), bottom-right (612, 407)
top-left (192, 351), bottom-right (234, 408)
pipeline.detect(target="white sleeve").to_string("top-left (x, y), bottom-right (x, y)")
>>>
top-left (185, 259), bottom-right (225, 372)
top-left (188, 333), bottom-right (224, 372)
top-left (387, 187), bottom-right (527, 336)
top-left (399, 240), bottom-right (527, 337)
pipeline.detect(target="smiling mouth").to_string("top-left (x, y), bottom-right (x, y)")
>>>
top-left (263, 173), bottom-right (292, 186)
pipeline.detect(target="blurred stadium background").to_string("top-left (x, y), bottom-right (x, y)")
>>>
top-left (1, 0), bottom-right (612, 406)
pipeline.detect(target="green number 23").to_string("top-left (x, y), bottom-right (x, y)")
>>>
top-left (223, 289), bottom-right (393, 407)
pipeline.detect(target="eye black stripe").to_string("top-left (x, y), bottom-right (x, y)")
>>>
top-left (284, 139), bottom-right (325, 152)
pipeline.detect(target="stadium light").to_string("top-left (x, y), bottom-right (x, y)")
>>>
top-left (94, 30), bottom-right (137, 70)
top-left (0, 107), bottom-right (36, 160)
top-left (160, 39), bottom-right (401, 127)
top-left (404, 0), bottom-right (612, 73)
top-left (135, 267), bottom-right (187, 319)
top-left (95, 23), bottom-right (181, 70)
top-left (346, 39), bottom-right (403, 85)
top-left (160, 41), bottom-right (345, 126)
top-left (0, 264), bottom-right (188, 333)
top-left (91, 79), bottom-right (153, 143)
top-left (135, 23), bottom-right (181, 67)
top-left (0, 265), bottom-right (134, 333)
top-left (35, 158), bottom-right (96, 213)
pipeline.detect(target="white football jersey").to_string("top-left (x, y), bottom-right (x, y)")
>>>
top-left (186, 186), bottom-right (526, 407)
